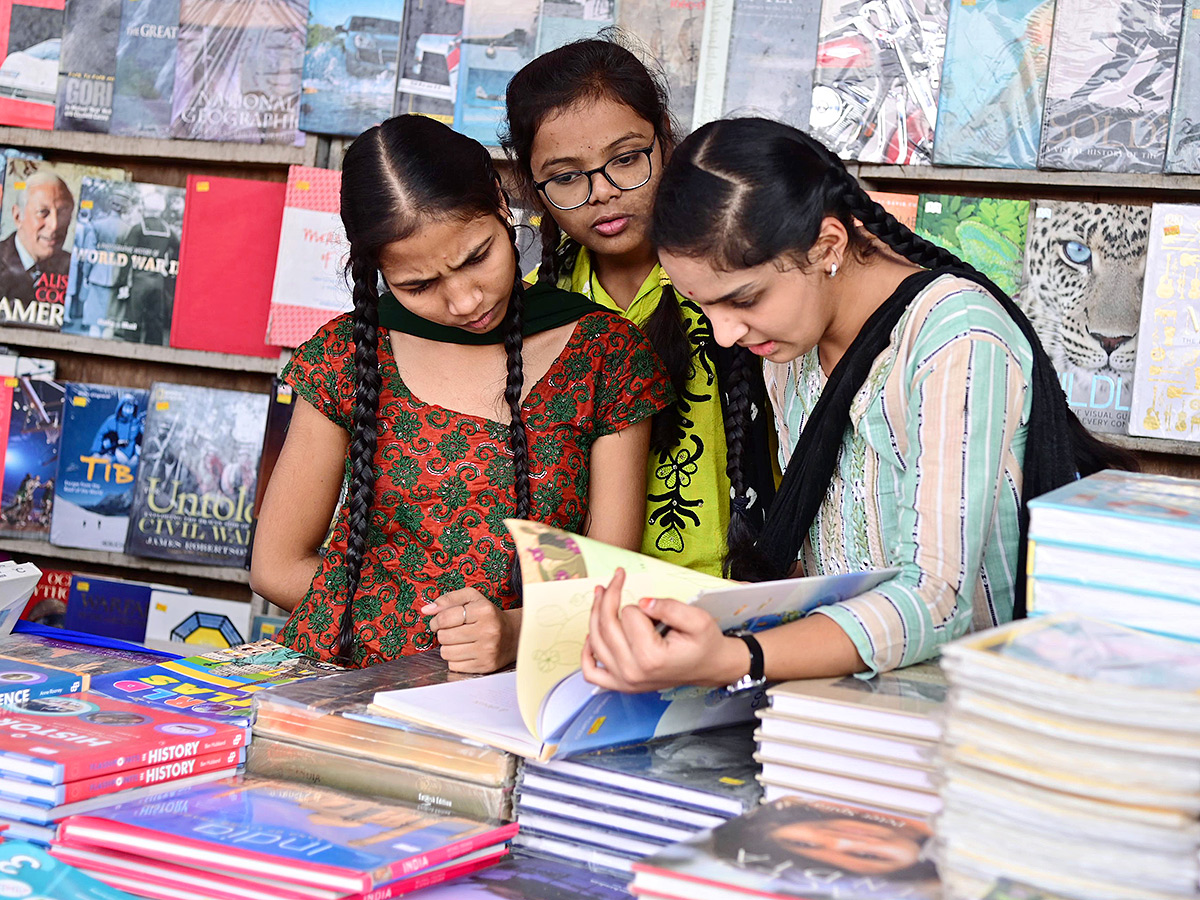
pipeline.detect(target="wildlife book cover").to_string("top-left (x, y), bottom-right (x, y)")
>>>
top-left (392, 0), bottom-right (464, 124)
top-left (1017, 199), bottom-right (1149, 435)
top-left (914, 194), bottom-right (1030, 297)
top-left (110, 0), bottom-right (181, 139)
top-left (1165, 0), bottom-right (1200, 174)
top-left (124, 382), bottom-right (269, 567)
top-left (1038, 0), bottom-right (1186, 172)
top-left (50, 383), bottom-right (148, 552)
top-left (53, 0), bottom-right (122, 133)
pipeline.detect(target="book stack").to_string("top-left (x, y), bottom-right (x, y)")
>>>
top-left (937, 614), bottom-right (1200, 900)
top-left (403, 853), bottom-right (629, 899)
top-left (513, 724), bottom-right (762, 876)
top-left (754, 663), bottom-right (946, 821)
top-left (1025, 469), bottom-right (1200, 641)
top-left (250, 652), bottom-right (518, 821)
top-left (51, 776), bottom-right (518, 900)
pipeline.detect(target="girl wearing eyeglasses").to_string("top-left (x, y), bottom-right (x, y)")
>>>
top-left (581, 118), bottom-right (1134, 694)
top-left (251, 115), bottom-right (671, 669)
top-left (503, 38), bottom-right (777, 578)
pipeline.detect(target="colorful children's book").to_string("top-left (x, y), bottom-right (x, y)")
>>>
top-left (933, 0), bottom-right (1056, 169)
top-left (265, 166), bottom-right (351, 348)
top-left (142, 589), bottom-right (251, 650)
top-left (0, 0), bottom-right (65, 130)
top-left (1166, 0), bottom-right (1200, 173)
top-left (110, 0), bottom-right (180, 139)
top-left (1128, 203), bottom-right (1200, 441)
top-left (59, 778), bottom-right (519, 895)
top-left (0, 840), bottom-right (141, 899)
top-left (51, 384), bottom-right (149, 551)
top-left (54, 0), bottom-right (123, 133)
top-left (0, 657), bottom-right (86, 705)
top-left (392, 0), bottom-right (463, 124)
top-left (62, 576), bottom-right (160, 643)
top-left (0, 376), bottom-right (63, 539)
top-left (914, 194), bottom-right (1030, 297)
top-left (372, 520), bottom-right (897, 761)
top-left (453, 0), bottom-right (539, 145)
top-left (1016, 200), bottom-right (1148, 435)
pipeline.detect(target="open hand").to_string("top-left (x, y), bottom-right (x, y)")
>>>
top-left (421, 588), bottom-right (520, 674)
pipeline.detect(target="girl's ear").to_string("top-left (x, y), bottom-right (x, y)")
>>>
top-left (808, 216), bottom-right (850, 272)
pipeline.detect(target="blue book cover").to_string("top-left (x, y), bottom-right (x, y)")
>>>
top-left (62, 778), bottom-right (517, 892)
top-left (1166, 0), bottom-right (1200, 173)
top-left (50, 384), bottom-right (148, 552)
top-left (452, 0), bottom-right (539, 145)
top-left (1028, 469), bottom-right (1200, 534)
top-left (62, 577), bottom-right (153, 643)
top-left (0, 658), bottom-right (87, 706)
top-left (0, 840), bottom-right (140, 899)
top-left (110, 0), bottom-right (181, 139)
top-left (934, 0), bottom-right (1056, 169)
top-left (0, 377), bottom-right (64, 540)
top-left (300, 1), bottom-right (405, 138)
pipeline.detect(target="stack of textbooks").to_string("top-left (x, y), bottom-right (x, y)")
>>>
top-left (1025, 469), bottom-right (1200, 641)
top-left (937, 614), bottom-right (1200, 900)
top-left (513, 724), bottom-right (762, 876)
top-left (250, 652), bottom-right (518, 821)
top-left (630, 796), bottom-right (940, 900)
top-left (51, 776), bottom-right (518, 900)
top-left (755, 664), bottom-right (946, 820)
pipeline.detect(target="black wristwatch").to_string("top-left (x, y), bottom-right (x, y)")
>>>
top-left (722, 628), bottom-right (766, 693)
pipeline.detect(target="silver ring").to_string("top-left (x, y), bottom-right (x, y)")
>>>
top-left (461, 606), bottom-right (468, 626)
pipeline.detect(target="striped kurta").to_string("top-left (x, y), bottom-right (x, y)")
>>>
top-left (764, 273), bottom-right (1033, 674)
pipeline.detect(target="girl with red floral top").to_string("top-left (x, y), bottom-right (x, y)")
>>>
top-left (250, 115), bottom-right (672, 669)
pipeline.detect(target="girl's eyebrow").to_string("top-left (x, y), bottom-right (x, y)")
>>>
top-left (396, 237), bottom-right (493, 288)
top-left (540, 131), bottom-right (652, 170)
top-left (706, 282), bottom-right (759, 305)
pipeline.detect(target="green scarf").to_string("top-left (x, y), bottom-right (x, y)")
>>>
top-left (376, 281), bottom-right (603, 345)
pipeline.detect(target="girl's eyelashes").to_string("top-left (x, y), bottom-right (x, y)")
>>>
top-left (730, 296), bottom-right (758, 310)
top-left (406, 281), bottom-right (433, 295)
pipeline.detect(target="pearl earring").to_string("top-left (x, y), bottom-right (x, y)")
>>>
top-left (828, 262), bottom-right (838, 278)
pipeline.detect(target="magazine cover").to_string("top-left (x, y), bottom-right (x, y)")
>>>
top-left (54, 0), bottom-right (122, 133)
top-left (62, 178), bottom-right (185, 345)
top-left (300, 0), bottom-right (403, 137)
top-left (265, 165), bottom-right (351, 347)
top-left (170, 0), bottom-right (306, 144)
top-left (1016, 200), bottom-right (1148, 435)
top-left (616, 0), bottom-right (702, 130)
top-left (124, 382), bottom-right (269, 566)
top-left (18, 566), bottom-right (70, 626)
top-left (110, 0), bottom-right (181, 139)
top-left (535, 0), bottom-right (612, 58)
top-left (453, 0), bottom-right (539, 145)
top-left (809, 0), bottom-right (948, 164)
top-left (392, 0), bottom-right (463, 123)
top-left (0, 840), bottom-right (141, 899)
top-left (1166, 0), bottom-right (1200, 174)
top-left (1129, 203), bottom-right (1200, 441)
top-left (0, 375), bottom-right (62, 539)
top-left (51, 383), bottom-right (148, 551)
top-left (0, 158), bottom-right (128, 331)
top-left (142, 588), bottom-right (251, 650)
top-left (633, 797), bottom-right (939, 900)
top-left (61, 576), bottom-right (157, 642)
top-left (914, 194), bottom-right (1030, 296)
top-left (933, 0), bottom-right (1056, 169)
top-left (0, 0), bottom-right (65, 130)
top-left (1038, 0), bottom-right (1186, 172)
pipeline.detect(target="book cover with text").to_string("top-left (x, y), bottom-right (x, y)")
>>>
top-left (54, 0), bottom-right (122, 133)
top-left (110, 0), bottom-right (180, 139)
top-left (616, 0), bottom-right (701, 131)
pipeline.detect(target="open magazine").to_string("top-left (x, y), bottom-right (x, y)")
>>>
top-left (371, 521), bottom-right (895, 761)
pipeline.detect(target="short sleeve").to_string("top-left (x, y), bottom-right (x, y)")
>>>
top-left (589, 313), bottom-right (674, 437)
top-left (281, 313), bottom-right (356, 432)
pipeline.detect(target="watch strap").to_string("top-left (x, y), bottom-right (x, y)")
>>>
top-left (733, 631), bottom-right (765, 683)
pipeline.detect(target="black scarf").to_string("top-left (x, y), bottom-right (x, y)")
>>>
top-left (753, 267), bottom-right (1089, 618)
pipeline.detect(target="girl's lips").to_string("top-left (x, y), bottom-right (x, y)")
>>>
top-left (746, 340), bottom-right (777, 357)
top-left (593, 216), bottom-right (630, 237)
top-left (464, 305), bottom-right (498, 330)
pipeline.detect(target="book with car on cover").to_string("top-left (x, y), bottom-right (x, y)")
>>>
top-left (372, 520), bottom-right (897, 761)
top-left (0, 0), bottom-right (65, 130)
top-left (392, 0), bottom-right (464, 124)
top-left (453, 0), bottom-right (539, 145)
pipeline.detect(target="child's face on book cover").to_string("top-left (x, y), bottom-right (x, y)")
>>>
top-left (769, 818), bottom-right (923, 874)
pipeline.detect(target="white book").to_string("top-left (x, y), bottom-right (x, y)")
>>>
top-left (755, 716), bottom-right (936, 767)
top-left (143, 590), bottom-right (252, 650)
top-left (756, 769), bottom-right (942, 817)
top-left (754, 744), bottom-right (935, 790)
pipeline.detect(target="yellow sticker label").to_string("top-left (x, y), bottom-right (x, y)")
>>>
top-left (156, 401), bottom-right (170, 410)
top-left (72, 395), bottom-right (88, 406)
top-left (1193, 7), bottom-right (1200, 17)
top-left (718, 776), bottom-right (745, 785)
top-left (81, 200), bottom-right (94, 210)
top-left (297, 180), bottom-right (311, 191)
top-left (77, 581), bottom-right (89, 591)
top-left (277, 391), bottom-right (293, 404)
top-left (962, 0), bottom-right (976, 5)
top-left (12, 181), bottom-right (24, 191)
top-left (586, 716), bottom-right (606, 736)
top-left (3, 378), bottom-right (17, 387)
top-left (155, 602), bottom-right (168, 611)
top-left (197, 181), bottom-right (210, 192)
top-left (1166, 225), bottom-right (1182, 236)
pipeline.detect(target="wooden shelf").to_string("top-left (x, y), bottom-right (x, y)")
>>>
top-left (0, 125), bottom-right (320, 168)
top-left (0, 537), bottom-right (250, 584)
top-left (0, 327), bottom-right (286, 374)
top-left (851, 163), bottom-right (1200, 192)
top-left (1102, 434), bottom-right (1200, 458)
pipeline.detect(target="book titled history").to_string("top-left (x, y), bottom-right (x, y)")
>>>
top-left (1129, 203), bottom-right (1200, 441)
top-left (616, 0), bottom-right (701, 131)
top-left (1039, 0), bottom-right (1186, 173)
top-left (915, 194), bottom-right (1030, 297)
top-left (1166, 0), bottom-right (1200, 174)
top-left (54, 0), bottom-right (122, 133)
top-left (125, 382), bottom-right (269, 567)
top-left (110, 0), bottom-right (180, 139)
top-left (1016, 200), bottom-right (1149, 435)
top-left (300, 0), bottom-right (403, 137)
top-left (170, 0), bottom-right (306, 144)
top-left (392, 0), bottom-right (463, 124)
top-left (0, 0), bottom-right (65, 130)
top-left (933, 0), bottom-right (1056, 169)
top-left (453, 0), bottom-right (539, 145)
top-left (0, 375), bottom-right (63, 539)
top-left (809, 0), bottom-right (948, 164)
top-left (51, 383), bottom-right (149, 551)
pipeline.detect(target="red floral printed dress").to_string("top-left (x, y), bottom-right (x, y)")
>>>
top-left (275, 310), bottom-right (672, 666)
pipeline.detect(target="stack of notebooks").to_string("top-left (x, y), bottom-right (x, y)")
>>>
top-left (250, 652), bottom-right (517, 820)
top-left (513, 724), bottom-right (762, 876)
top-left (754, 663), bottom-right (946, 821)
top-left (50, 776), bottom-right (518, 900)
top-left (937, 614), bottom-right (1200, 900)
top-left (1025, 469), bottom-right (1200, 641)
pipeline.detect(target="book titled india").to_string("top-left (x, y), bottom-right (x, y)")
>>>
top-left (54, 0), bottom-right (122, 133)
top-left (110, 0), bottom-right (180, 139)
top-left (392, 0), bottom-right (463, 124)
top-left (809, 0), bottom-right (948, 164)
top-left (933, 0), bottom-right (1056, 169)
top-left (0, 0), bottom-right (65, 130)
top-left (0, 840), bottom-right (141, 899)
top-left (124, 382), bottom-right (269, 567)
top-left (300, 0), bottom-right (404, 137)
top-left (1128, 203), bottom-right (1200, 441)
top-left (453, 0), bottom-right (539, 145)
top-left (0, 375), bottom-right (63, 539)
top-left (0, 657), bottom-right (86, 705)
top-left (170, 0), bottom-right (306, 144)
top-left (616, 0), bottom-right (702, 131)
top-left (1038, 0), bottom-right (1186, 173)
top-left (1166, 0), bottom-right (1200, 174)
top-left (915, 194), bottom-right (1030, 297)
top-left (1016, 200), bottom-right (1148, 435)
top-left (59, 778), bottom-right (520, 895)
top-left (51, 384), bottom-right (149, 552)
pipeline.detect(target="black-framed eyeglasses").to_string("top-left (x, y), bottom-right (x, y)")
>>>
top-left (533, 137), bottom-right (657, 211)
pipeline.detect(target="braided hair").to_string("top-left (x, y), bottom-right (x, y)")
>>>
top-left (652, 117), bottom-right (1136, 592)
top-left (502, 36), bottom-right (690, 452)
top-left (335, 115), bottom-right (531, 664)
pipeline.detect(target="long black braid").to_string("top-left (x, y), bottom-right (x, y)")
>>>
top-left (501, 233), bottom-right (532, 594)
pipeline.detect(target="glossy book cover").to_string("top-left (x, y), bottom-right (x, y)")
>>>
top-left (1166, 0), bottom-right (1200, 173)
top-left (914, 194), bottom-right (1030, 296)
top-left (0, 840), bottom-right (140, 899)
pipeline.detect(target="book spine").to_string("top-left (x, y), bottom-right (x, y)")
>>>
top-left (56, 746), bottom-right (243, 805)
top-left (59, 726), bottom-right (249, 783)
top-left (348, 848), bottom-right (507, 900)
top-left (383, 823), bottom-right (519, 884)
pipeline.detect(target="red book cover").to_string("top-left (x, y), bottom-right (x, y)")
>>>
top-left (20, 566), bottom-right (70, 625)
top-left (0, 0), bottom-right (63, 130)
top-left (169, 175), bottom-right (286, 359)
top-left (0, 691), bottom-right (249, 784)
